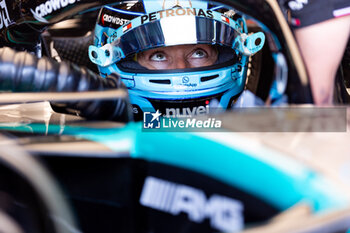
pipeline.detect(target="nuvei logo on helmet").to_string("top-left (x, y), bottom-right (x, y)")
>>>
top-left (165, 105), bottom-right (209, 117)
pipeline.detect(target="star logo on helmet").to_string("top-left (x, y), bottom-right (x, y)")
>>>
top-left (162, 0), bottom-right (192, 9)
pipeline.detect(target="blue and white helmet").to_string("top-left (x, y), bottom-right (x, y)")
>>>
top-left (89, 0), bottom-right (265, 120)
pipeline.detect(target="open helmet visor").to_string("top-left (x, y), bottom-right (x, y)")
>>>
top-left (89, 7), bottom-right (265, 67)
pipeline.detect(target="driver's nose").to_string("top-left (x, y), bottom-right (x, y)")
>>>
top-left (174, 58), bottom-right (189, 69)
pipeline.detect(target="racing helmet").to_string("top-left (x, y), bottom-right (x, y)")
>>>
top-left (89, 0), bottom-right (265, 120)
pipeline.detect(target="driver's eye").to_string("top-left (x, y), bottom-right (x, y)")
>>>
top-left (150, 52), bottom-right (167, 61)
top-left (191, 49), bottom-right (208, 59)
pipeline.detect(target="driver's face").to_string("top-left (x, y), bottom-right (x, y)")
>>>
top-left (137, 44), bottom-right (218, 70)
